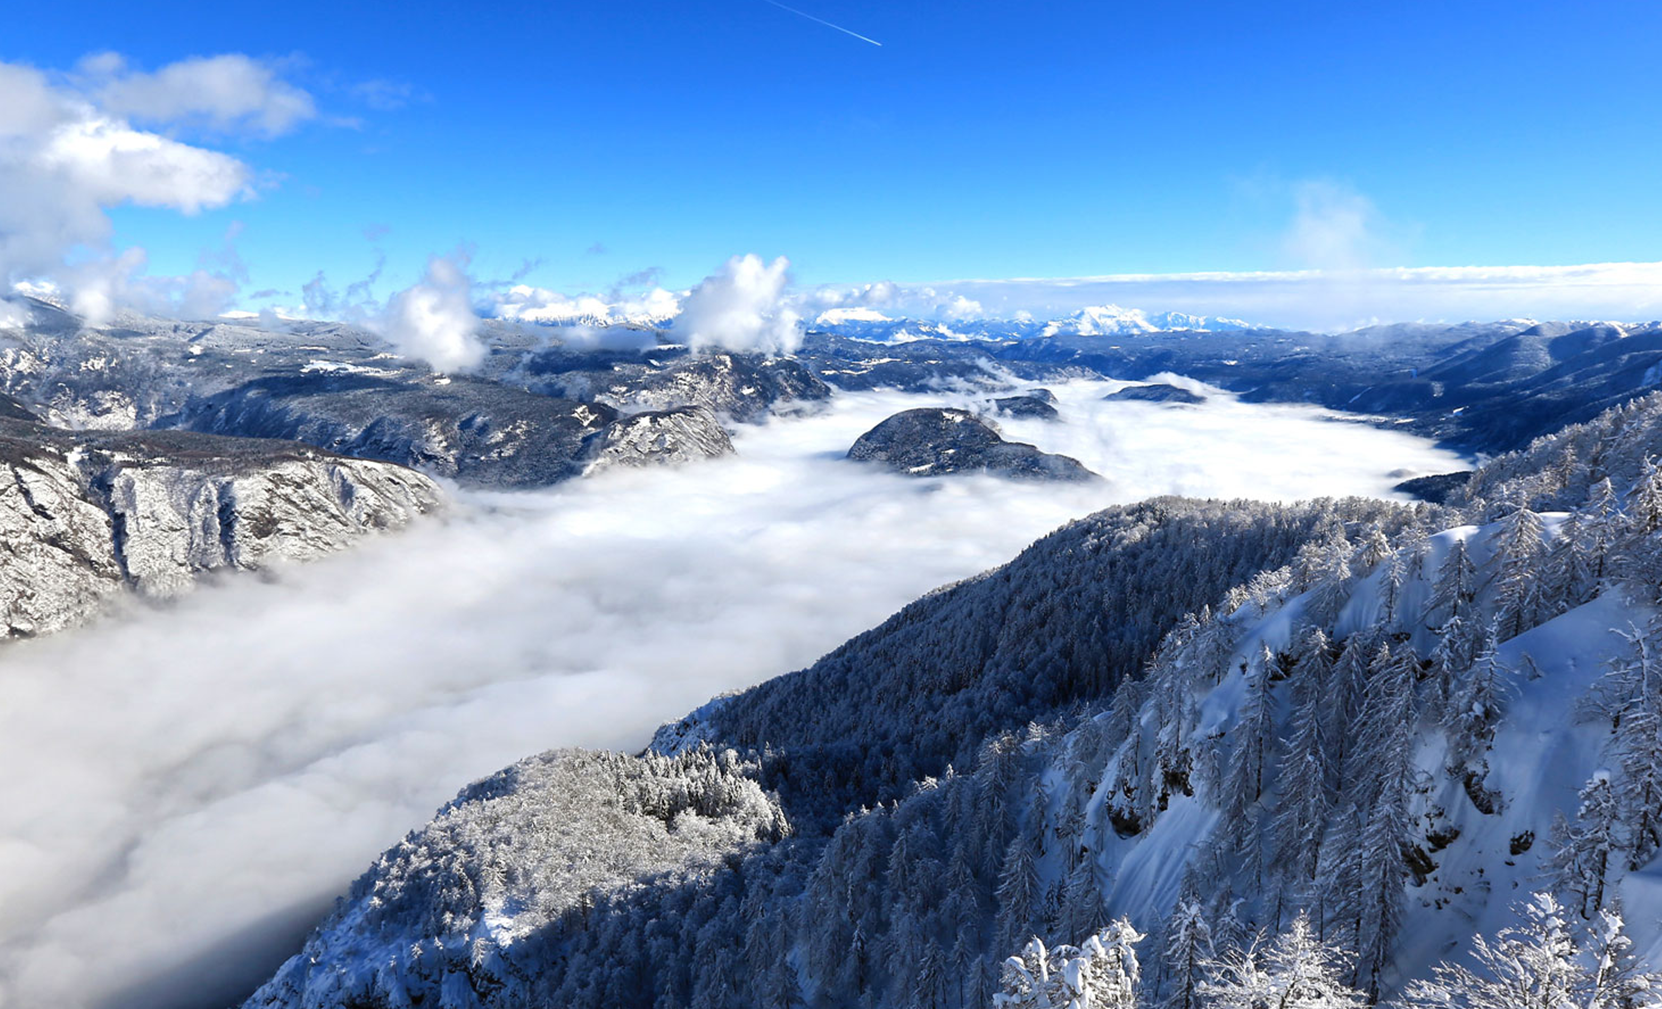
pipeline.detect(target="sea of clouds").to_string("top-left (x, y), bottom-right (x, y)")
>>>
top-left (0, 380), bottom-right (1467, 1009)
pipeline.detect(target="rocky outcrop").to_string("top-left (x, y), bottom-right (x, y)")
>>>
top-left (0, 415), bottom-right (440, 638)
top-left (1392, 470), bottom-right (1474, 504)
top-left (580, 406), bottom-right (734, 475)
top-left (846, 407), bottom-right (1097, 481)
top-left (991, 391), bottom-right (1060, 420)
top-left (1103, 382), bottom-right (1205, 404)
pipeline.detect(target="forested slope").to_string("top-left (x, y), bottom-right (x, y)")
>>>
top-left (248, 392), bottom-right (1662, 1009)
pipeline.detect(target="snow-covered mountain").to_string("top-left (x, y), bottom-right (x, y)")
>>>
top-left (1040, 305), bottom-right (1253, 337)
top-left (808, 305), bottom-right (1256, 343)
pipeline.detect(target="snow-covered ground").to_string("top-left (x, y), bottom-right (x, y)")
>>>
top-left (0, 380), bottom-right (1467, 1009)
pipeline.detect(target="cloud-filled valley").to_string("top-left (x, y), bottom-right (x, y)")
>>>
top-left (0, 380), bottom-right (1466, 1009)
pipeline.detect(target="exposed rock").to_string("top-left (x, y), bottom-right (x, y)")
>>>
top-left (1103, 382), bottom-right (1205, 404)
top-left (846, 407), bottom-right (1096, 481)
top-left (0, 416), bottom-right (440, 638)
top-left (580, 406), bottom-right (734, 475)
top-left (1393, 470), bottom-right (1475, 504)
top-left (161, 373), bottom-right (623, 488)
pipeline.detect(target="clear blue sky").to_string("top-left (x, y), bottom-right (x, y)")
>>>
top-left (8, 0), bottom-right (1661, 301)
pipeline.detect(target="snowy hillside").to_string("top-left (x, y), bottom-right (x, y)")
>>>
top-left (243, 392), bottom-right (1662, 1008)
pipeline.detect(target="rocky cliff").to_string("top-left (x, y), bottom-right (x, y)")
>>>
top-left (0, 404), bottom-right (440, 638)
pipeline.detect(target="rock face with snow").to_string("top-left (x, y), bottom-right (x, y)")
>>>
top-left (528, 349), bottom-right (831, 423)
top-left (847, 407), bottom-right (1096, 481)
top-left (991, 391), bottom-right (1061, 420)
top-left (579, 406), bottom-right (733, 474)
top-left (1103, 382), bottom-right (1205, 404)
top-left (0, 406), bottom-right (439, 638)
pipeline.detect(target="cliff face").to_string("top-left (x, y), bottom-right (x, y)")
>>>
top-left (0, 412), bottom-right (441, 638)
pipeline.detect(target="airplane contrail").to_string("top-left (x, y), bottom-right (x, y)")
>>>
top-left (760, 0), bottom-right (883, 46)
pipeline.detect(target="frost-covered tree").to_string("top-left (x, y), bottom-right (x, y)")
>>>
top-left (1356, 523), bottom-right (1393, 574)
top-left (1493, 505), bottom-right (1547, 640)
top-left (1398, 892), bottom-right (1662, 1009)
top-left (1062, 857), bottom-right (1111, 942)
top-left (1221, 645), bottom-right (1279, 851)
top-left (1197, 912), bottom-right (1366, 1009)
top-left (1446, 624), bottom-right (1508, 777)
top-left (1308, 539), bottom-right (1356, 628)
top-left (1427, 612), bottom-right (1477, 723)
top-left (997, 834), bottom-right (1043, 953)
top-left (1160, 889), bottom-right (1214, 1009)
top-left (1274, 634), bottom-right (1333, 886)
top-left (995, 920), bottom-right (1145, 1009)
top-left (1426, 537), bottom-right (1478, 630)
top-left (1546, 771), bottom-right (1626, 920)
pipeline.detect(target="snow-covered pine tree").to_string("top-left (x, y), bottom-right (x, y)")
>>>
top-left (995, 834), bottom-right (1043, 954)
top-left (1427, 612), bottom-right (1477, 723)
top-left (1446, 623), bottom-right (1508, 778)
top-left (1546, 771), bottom-right (1626, 920)
top-left (1274, 642), bottom-right (1333, 889)
top-left (1061, 856), bottom-right (1111, 942)
top-left (1324, 631), bottom-right (1378, 777)
top-left (1160, 885), bottom-right (1214, 1009)
top-left (1197, 912), bottom-right (1366, 1009)
top-left (1397, 891), bottom-right (1662, 1009)
top-left (1426, 537), bottom-right (1478, 630)
top-left (912, 936), bottom-right (947, 1009)
top-left (1493, 505), bottom-right (1547, 640)
top-left (1356, 524), bottom-right (1393, 574)
top-left (1308, 540), bottom-right (1356, 628)
top-left (1220, 644), bottom-right (1279, 853)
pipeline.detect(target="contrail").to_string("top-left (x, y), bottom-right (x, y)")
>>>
top-left (760, 0), bottom-right (883, 46)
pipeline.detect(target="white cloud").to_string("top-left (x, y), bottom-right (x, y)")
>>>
top-left (1281, 179), bottom-right (1390, 272)
top-left (0, 53), bottom-right (306, 323)
top-left (676, 253), bottom-right (803, 355)
top-left (0, 380), bottom-right (1467, 1008)
top-left (494, 283), bottom-right (680, 327)
top-left (82, 53), bottom-right (316, 138)
top-left (36, 115), bottom-right (250, 212)
top-left (379, 253), bottom-right (486, 373)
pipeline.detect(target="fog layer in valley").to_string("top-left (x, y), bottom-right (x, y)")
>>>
top-left (0, 379), bottom-right (1467, 1009)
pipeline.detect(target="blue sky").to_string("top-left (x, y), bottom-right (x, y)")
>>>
top-left (5, 0), bottom-right (1662, 311)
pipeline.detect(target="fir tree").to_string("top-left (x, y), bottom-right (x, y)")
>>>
top-left (1546, 772), bottom-right (1626, 920)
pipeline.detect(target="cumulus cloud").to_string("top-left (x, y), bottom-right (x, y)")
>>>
top-left (0, 53), bottom-right (311, 323)
top-left (0, 381), bottom-right (1467, 1009)
top-left (379, 252), bottom-right (486, 372)
top-left (676, 253), bottom-right (803, 354)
